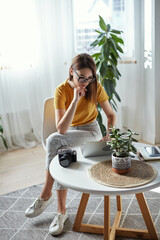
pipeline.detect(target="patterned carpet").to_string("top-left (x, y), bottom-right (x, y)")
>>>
top-left (0, 184), bottom-right (160, 240)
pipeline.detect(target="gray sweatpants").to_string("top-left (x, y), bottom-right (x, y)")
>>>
top-left (46, 120), bottom-right (102, 189)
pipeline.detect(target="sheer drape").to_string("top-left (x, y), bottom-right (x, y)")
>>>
top-left (0, 0), bottom-right (74, 151)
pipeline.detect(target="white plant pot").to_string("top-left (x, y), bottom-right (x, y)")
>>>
top-left (112, 152), bottom-right (131, 174)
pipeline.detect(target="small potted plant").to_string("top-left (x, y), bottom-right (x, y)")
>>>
top-left (107, 127), bottom-right (138, 174)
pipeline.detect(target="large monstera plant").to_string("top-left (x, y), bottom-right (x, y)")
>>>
top-left (90, 16), bottom-right (124, 136)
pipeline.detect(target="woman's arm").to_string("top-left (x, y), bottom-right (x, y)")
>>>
top-left (55, 86), bottom-right (86, 134)
top-left (100, 100), bottom-right (116, 139)
top-left (55, 100), bottom-right (77, 135)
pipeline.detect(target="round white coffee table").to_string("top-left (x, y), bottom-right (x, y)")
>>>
top-left (50, 142), bottom-right (160, 240)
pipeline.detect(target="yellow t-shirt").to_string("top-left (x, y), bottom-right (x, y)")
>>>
top-left (54, 80), bottom-right (109, 126)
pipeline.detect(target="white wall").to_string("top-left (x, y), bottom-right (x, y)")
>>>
top-left (141, 0), bottom-right (160, 144)
top-left (115, 0), bottom-right (143, 139)
top-left (154, 0), bottom-right (160, 144)
top-left (115, 0), bottom-right (160, 144)
top-left (142, 0), bottom-right (155, 143)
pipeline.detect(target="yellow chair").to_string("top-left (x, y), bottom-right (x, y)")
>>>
top-left (42, 97), bottom-right (57, 149)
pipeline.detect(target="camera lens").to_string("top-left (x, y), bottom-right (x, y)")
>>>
top-left (59, 153), bottom-right (72, 167)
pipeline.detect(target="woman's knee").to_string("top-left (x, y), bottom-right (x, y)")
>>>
top-left (46, 132), bottom-right (62, 149)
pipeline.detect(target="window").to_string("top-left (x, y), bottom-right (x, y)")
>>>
top-left (113, 0), bottom-right (125, 11)
top-left (0, 0), bottom-right (39, 70)
top-left (72, 0), bottom-right (135, 58)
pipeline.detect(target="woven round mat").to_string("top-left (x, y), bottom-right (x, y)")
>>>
top-left (88, 160), bottom-right (157, 188)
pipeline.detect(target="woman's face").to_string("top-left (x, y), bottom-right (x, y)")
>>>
top-left (70, 68), bottom-right (93, 88)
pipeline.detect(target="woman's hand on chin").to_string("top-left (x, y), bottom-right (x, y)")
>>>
top-left (73, 86), bottom-right (87, 102)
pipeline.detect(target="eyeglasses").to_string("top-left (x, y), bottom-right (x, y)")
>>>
top-left (74, 70), bottom-right (96, 84)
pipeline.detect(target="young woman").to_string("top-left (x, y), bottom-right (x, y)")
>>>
top-left (25, 53), bottom-right (116, 235)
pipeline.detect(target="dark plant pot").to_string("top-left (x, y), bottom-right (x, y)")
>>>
top-left (112, 152), bottom-right (131, 174)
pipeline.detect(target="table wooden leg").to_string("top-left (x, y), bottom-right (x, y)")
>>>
top-left (136, 192), bottom-right (159, 240)
top-left (72, 193), bottom-right (104, 234)
top-left (110, 196), bottom-right (122, 239)
top-left (104, 195), bottom-right (110, 240)
top-left (72, 192), bottom-right (159, 240)
top-left (116, 195), bottom-right (122, 211)
top-left (72, 193), bottom-right (90, 231)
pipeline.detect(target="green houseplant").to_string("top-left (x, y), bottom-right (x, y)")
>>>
top-left (0, 116), bottom-right (8, 150)
top-left (107, 128), bottom-right (138, 174)
top-left (90, 15), bottom-right (124, 136)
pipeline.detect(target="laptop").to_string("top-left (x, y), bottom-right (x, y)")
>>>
top-left (80, 141), bottom-right (113, 157)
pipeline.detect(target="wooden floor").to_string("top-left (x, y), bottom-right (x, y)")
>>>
top-left (0, 144), bottom-right (46, 195)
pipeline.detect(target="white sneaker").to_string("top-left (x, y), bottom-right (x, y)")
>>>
top-left (25, 195), bottom-right (54, 218)
top-left (49, 211), bottom-right (68, 235)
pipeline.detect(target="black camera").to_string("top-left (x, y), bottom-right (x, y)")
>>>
top-left (58, 148), bottom-right (77, 167)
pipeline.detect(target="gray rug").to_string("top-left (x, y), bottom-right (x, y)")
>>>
top-left (0, 184), bottom-right (160, 240)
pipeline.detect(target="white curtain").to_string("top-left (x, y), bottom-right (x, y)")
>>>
top-left (0, 0), bottom-right (74, 151)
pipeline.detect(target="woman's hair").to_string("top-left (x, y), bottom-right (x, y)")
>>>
top-left (69, 53), bottom-right (97, 104)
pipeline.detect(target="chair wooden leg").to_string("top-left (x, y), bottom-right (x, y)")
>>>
top-left (136, 193), bottom-right (159, 240)
top-left (104, 195), bottom-right (111, 240)
top-left (72, 193), bottom-right (90, 231)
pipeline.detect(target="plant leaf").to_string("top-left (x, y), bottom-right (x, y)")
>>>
top-left (96, 111), bottom-right (106, 136)
top-left (110, 39), bottom-right (121, 59)
top-left (110, 33), bottom-right (124, 44)
top-left (103, 79), bottom-right (115, 98)
top-left (97, 111), bottom-right (102, 123)
top-left (108, 65), bottom-right (119, 79)
top-left (110, 52), bottom-right (117, 65)
top-left (114, 90), bottom-right (121, 102)
top-left (131, 137), bottom-right (138, 142)
top-left (112, 97), bottom-right (118, 108)
top-left (95, 30), bottom-right (103, 34)
top-left (96, 61), bottom-right (102, 74)
top-left (99, 15), bottom-right (107, 31)
top-left (110, 101), bottom-right (117, 111)
top-left (92, 53), bottom-right (101, 60)
top-left (0, 135), bottom-right (8, 149)
top-left (115, 67), bottom-right (121, 76)
top-left (110, 62), bottom-right (121, 77)
top-left (97, 102), bottom-right (102, 112)
top-left (100, 61), bottom-right (108, 78)
top-left (109, 38), bottom-right (117, 52)
top-left (100, 123), bottom-right (106, 136)
top-left (131, 145), bottom-right (137, 154)
top-left (0, 125), bottom-right (3, 134)
top-left (98, 33), bottom-right (105, 39)
top-left (90, 39), bottom-right (99, 48)
top-left (108, 58), bottom-right (117, 68)
top-left (106, 24), bottom-right (111, 32)
top-left (110, 29), bottom-right (123, 34)
top-left (98, 36), bottom-right (106, 46)
top-left (101, 41), bottom-right (110, 61)
top-left (116, 44), bottom-right (124, 53)
top-left (110, 47), bottom-right (119, 59)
